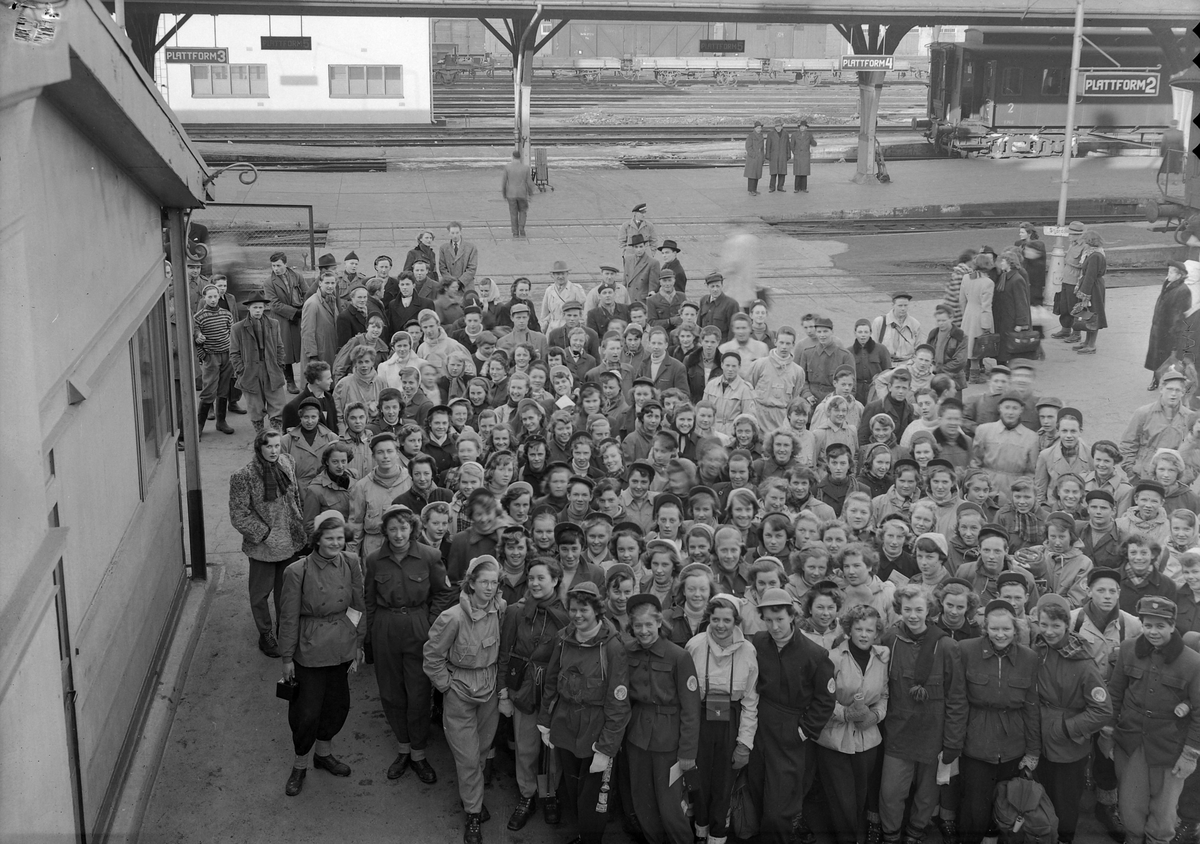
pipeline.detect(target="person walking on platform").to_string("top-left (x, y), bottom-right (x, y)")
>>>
top-left (230, 427), bottom-right (309, 659)
top-left (230, 291), bottom-right (290, 433)
top-left (746, 587), bottom-right (836, 844)
top-left (365, 505), bottom-right (448, 785)
top-left (1051, 221), bottom-right (1087, 342)
top-left (423, 555), bottom-right (506, 844)
top-left (1145, 261), bottom-right (1190, 391)
top-left (744, 122), bottom-right (765, 196)
top-left (265, 251), bottom-right (308, 393)
top-left (622, 593), bottom-right (701, 844)
top-left (277, 510), bottom-right (366, 797)
top-left (766, 118), bottom-right (791, 194)
top-left (790, 119), bottom-right (817, 193)
top-left (501, 150), bottom-right (535, 238)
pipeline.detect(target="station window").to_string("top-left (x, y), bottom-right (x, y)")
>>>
top-left (191, 64), bottom-right (269, 98)
top-left (130, 297), bottom-right (174, 499)
top-left (1000, 67), bottom-right (1023, 96)
top-left (328, 65), bottom-right (404, 98)
top-left (1041, 68), bottom-right (1066, 96)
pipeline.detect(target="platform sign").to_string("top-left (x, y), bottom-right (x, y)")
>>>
top-left (1079, 70), bottom-right (1160, 98)
top-left (840, 55), bottom-right (894, 71)
top-left (165, 47), bottom-right (228, 63)
top-left (1043, 225), bottom-right (1073, 237)
top-left (261, 36), bottom-right (312, 50)
top-left (700, 40), bottom-right (745, 53)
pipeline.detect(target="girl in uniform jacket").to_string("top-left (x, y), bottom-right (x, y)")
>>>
top-left (685, 594), bottom-right (760, 844)
top-left (956, 600), bottom-right (1042, 844)
top-left (498, 558), bottom-right (570, 831)
top-left (537, 581), bottom-right (631, 844)
top-left (277, 511), bottom-right (366, 797)
top-left (423, 556), bottom-right (506, 844)
top-left (878, 584), bottom-right (967, 844)
top-left (1032, 594), bottom-right (1112, 844)
top-left (818, 604), bottom-right (890, 844)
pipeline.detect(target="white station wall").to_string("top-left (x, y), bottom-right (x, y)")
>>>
top-left (161, 15), bottom-right (433, 123)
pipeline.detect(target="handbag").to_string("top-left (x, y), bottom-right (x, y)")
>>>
top-left (729, 769), bottom-right (759, 839)
top-left (276, 678), bottom-right (298, 701)
top-left (973, 331), bottom-right (1000, 359)
top-left (1072, 308), bottom-right (1098, 332)
top-left (1005, 327), bottom-right (1042, 359)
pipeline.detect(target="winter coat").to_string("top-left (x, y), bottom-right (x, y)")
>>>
top-left (959, 272), bottom-right (995, 358)
top-left (1110, 633), bottom-right (1200, 766)
top-left (1078, 249), bottom-right (1108, 330)
top-left (992, 266), bottom-right (1032, 343)
top-left (766, 128), bottom-right (791, 174)
top-left (264, 267), bottom-right (308, 364)
top-left (624, 636), bottom-right (702, 756)
top-left (539, 620), bottom-right (631, 759)
top-left (686, 628), bottom-right (760, 749)
top-left (1033, 632), bottom-right (1112, 763)
top-left (1146, 276), bottom-right (1192, 371)
top-left (851, 339), bottom-right (892, 405)
top-left (743, 131), bottom-right (766, 179)
top-left (278, 551), bottom-right (366, 667)
top-left (230, 315), bottom-right (287, 395)
top-left (404, 242), bottom-right (440, 281)
top-left (300, 293), bottom-right (340, 365)
top-left (790, 127), bottom-right (817, 176)
top-left (301, 468), bottom-right (354, 526)
top-left (281, 424), bottom-right (342, 489)
top-left (228, 453), bottom-right (307, 562)
top-left (499, 594), bottom-right (571, 714)
top-left (423, 592), bottom-right (506, 703)
top-left (818, 640), bottom-right (890, 754)
top-left (437, 240), bottom-right (478, 291)
top-left (927, 326), bottom-right (968, 390)
top-left (745, 351), bottom-right (807, 432)
top-left (1069, 603), bottom-right (1142, 681)
top-left (881, 626), bottom-right (967, 763)
top-left (335, 302), bottom-right (386, 350)
top-left (959, 637), bottom-right (1041, 763)
top-left (685, 347), bottom-right (723, 404)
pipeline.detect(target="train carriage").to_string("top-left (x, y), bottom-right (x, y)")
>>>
top-left (919, 27), bottom-right (1177, 157)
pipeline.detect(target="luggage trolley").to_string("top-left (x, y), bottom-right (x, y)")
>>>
top-left (533, 147), bottom-right (553, 192)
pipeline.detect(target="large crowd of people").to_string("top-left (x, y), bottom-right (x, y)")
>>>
top-left (216, 212), bottom-right (1200, 844)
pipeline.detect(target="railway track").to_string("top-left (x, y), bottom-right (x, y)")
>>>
top-left (772, 212), bottom-right (1149, 237)
top-left (186, 123), bottom-right (917, 146)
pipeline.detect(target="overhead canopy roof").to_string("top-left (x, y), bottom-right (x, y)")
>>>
top-left (111, 0), bottom-right (1200, 27)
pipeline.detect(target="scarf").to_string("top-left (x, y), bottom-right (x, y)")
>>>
top-left (1085, 600), bottom-right (1119, 634)
top-left (1010, 507), bottom-right (1041, 544)
top-left (249, 315), bottom-right (266, 355)
top-left (906, 623), bottom-right (947, 702)
top-left (321, 291), bottom-right (341, 316)
top-left (1124, 565), bottom-right (1151, 589)
top-left (257, 453), bottom-right (291, 502)
top-left (935, 327), bottom-right (951, 364)
top-left (330, 471), bottom-right (350, 490)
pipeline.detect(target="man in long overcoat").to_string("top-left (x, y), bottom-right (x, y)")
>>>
top-left (766, 118), bottom-right (790, 193)
top-left (264, 251), bottom-right (307, 392)
top-left (744, 122), bottom-right (765, 196)
top-left (789, 120), bottom-right (818, 193)
top-left (301, 273), bottom-right (342, 368)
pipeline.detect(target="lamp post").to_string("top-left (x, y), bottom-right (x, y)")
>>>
top-left (1046, 0), bottom-right (1086, 297)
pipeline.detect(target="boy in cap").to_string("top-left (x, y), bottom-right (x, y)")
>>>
top-left (1120, 368), bottom-right (1196, 483)
top-left (497, 301), bottom-right (549, 361)
top-left (619, 202), bottom-right (657, 253)
top-left (539, 261), bottom-right (586, 335)
top-left (1105, 596), bottom-right (1200, 844)
top-left (646, 269), bottom-right (688, 332)
top-left (872, 292), bottom-right (922, 365)
top-left (698, 273), bottom-right (739, 343)
top-left (230, 290), bottom-right (291, 433)
top-left (797, 317), bottom-right (856, 404)
top-left (969, 392), bottom-right (1040, 498)
top-left (338, 251), bottom-right (371, 301)
top-left (587, 281), bottom-right (631, 337)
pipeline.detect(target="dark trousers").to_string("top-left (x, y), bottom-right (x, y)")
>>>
top-left (374, 634), bottom-right (431, 749)
top-left (559, 749), bottom-right (610, 844)
top-left (1038, 757), bottom-right (1089, 842)
top-left (818, 744), bottom-right (880, 844)
top-left (1176, 765), bottom-right (1200, 823)
top-left (288, 661), bottom-right (352, 756)
top-left (769, 174), bottom-right (786, 191)
top-left (508, 198), bottom-right (529, 236)
top-left (694, 707), bottom-right (740, 836)
top-left (959, 756), bottom-right (1021, 844)
top-left (1094, 735), bottom-right (1120, 793)
top-left (249, 556), bottom-right (298, 636)
top-left (1057, 284), bottom-right (1078, 330)
top-left (794, 174), bottom-right (809, 191)
top-left (626, 742), bottom-right (693, 844)
top-left (747, 178), bottom-right (759, 194)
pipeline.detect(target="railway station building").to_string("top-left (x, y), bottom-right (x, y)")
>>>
top-left (1, 0), bottom-right (207, 839)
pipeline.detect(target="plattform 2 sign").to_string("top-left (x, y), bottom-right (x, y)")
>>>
top-left (1079, 70), bottom-right (1160, 98)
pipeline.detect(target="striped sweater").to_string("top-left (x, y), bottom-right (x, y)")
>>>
top-left (194, 305), bottom-right (233, 354)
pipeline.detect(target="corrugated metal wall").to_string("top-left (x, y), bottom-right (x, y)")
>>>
top-left (436, 19), bottom-right (921, 59)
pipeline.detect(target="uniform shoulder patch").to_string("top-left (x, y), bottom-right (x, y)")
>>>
top-left (614, 684), bottom-right (628, 701)
top-left (1092, 686), bottom-right (1108, 703)
top-left (687, 675), bottom-right (698, 692)
top-left (828, 678), bottom-right (837, 694)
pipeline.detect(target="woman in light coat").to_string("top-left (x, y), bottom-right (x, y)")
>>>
top-left (744, 122), bottom-right (766, 196)
top-left (959, 252), bottom-right (996, 383)
top-left (685, 594), bottom-right (760, 844)
top-left (817, 604), bottom-right (889, 844)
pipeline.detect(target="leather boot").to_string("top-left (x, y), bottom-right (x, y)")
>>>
top-left (215, 400), bottom-right (234, 434)
top-left (284, 766), bottom-right (305, 796)
top-left (1094, 801), bottom-right (1126, 843)
top-left (507, 795), bottom-right (537, 830)
top-left (197, 403), bottom-right (212, 436)
top-left (1172, 822), bottom-right (1200, 844)
top-left (464, 812), bottom-right (482, 844)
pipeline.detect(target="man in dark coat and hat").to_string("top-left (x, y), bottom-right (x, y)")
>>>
top-left (744, 122), bottom-right (765, 196)
top-left (265, 251), bottom-right (310, 393)
top-left (1145, 261), bottom-right (1191, 390)
top-left (789, 119), bottom-right (817, 193)
top-left (765, 118), bottom-right (791, 193)
top-left (657, 238), bottom-right (687, 293)
top-left (230, 290), bottom-right (290, 432)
